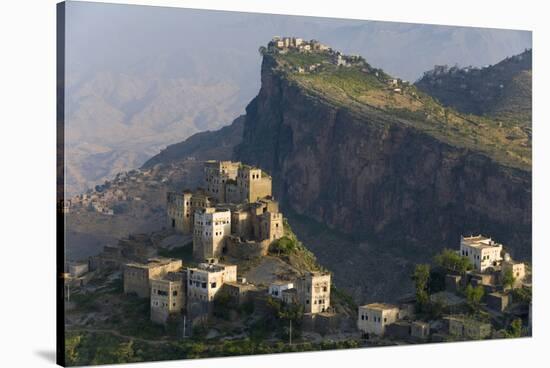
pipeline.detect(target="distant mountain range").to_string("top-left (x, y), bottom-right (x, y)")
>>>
top-left (64, 2), bottom-right (531, 195)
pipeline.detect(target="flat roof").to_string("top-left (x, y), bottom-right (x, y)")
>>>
top-left (125, 257), bottom-right (180, 269)
top-left (360, 303), bottom-right (399, 311)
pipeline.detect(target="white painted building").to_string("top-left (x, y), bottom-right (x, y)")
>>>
top-left (268, 281), bottom-right (294, 299)
top-left (193, 207), bottom-right (231, 259)
top-left (357, 303), bottom-right (400, 337)
top-left (187, 261), bottom-right (237, 303)
top-left (460, 235), bottom-right (503, 272)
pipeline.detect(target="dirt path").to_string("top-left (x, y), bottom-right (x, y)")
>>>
top-left (66, 327), bottom-right (171, 346)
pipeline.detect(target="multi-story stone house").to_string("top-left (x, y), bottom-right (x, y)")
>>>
top-left (150, 271), bottom-right (186, 324)
top-left (296, 272), bottom-right (331, 314)
top-left (204, 160), bottom-right (240, 202)
top-left (192, 207), bottom-right (231, 260)
top-left (123, 257), bottom-right (183, 298)
top-left (166, 190), bottom-right (193, 233)
top-left (460, 235), bottom-right (503, 272)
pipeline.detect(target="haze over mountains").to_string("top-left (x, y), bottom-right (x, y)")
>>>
top-left (65, 2), bottom-right (531, 195)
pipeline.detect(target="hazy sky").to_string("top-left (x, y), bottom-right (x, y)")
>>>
top-left (63, 1), bottom-right (532, 194)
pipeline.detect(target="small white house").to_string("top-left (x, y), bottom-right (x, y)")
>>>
top-left (268, 281), bottom-right (294, 299)
top-left (357, 303), bottom-right (400, 337)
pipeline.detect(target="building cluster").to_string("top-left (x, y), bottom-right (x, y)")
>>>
top-left (68, 169), bottom-right (156, 215)
top-left (446, 235), bottom-right (528, 313)
top-left (268, 36), bottom-right (330, 53)
top-left (122, 256), bottom-right (332, 328)
top-left (356, 234), bottom-right (530, 342)
top-left (167, 160), bottom-right (284, 261)
top-left (118, 161), bottom-right (334, 329)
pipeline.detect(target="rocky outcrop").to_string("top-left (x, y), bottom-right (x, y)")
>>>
top-left (235, 55), bottom-right (532, 260)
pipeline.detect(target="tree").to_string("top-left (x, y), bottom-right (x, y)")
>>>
top-left (434, 249), bottom-right (473, 274)
top-left (412, 264), bottom-right (431, 311)
top-left (465, 284), bottom-right (484, 312)
top-left (505, 318), bottom-right (523, 338)
top-left (502, 269), bottom-right (516, 289)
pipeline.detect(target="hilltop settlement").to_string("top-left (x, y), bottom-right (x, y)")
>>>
top-left (62, 38), bottom-right (532, 364)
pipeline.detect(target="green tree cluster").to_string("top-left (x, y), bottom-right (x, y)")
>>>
top-left (412, 264), bottom-right (431, 311)
top-left (434, 249), bottom-right (473, 274)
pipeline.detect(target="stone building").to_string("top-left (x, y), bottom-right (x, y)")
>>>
top-left (150, 271), bottom-right (186, 324)
top-left (204, 160), bottom-right (240, 202)
top-left (411, 321), bottom-right (430, 340)
top-left (460, 235), bottom-right (503, 272)
top-left (446, 316), bottom-right (492, 340)
top-left (501, 260), bottom-right (526, 286)
top-left (268, 281), bottom-right (294, 300)
top-left (236, 165), bottom-right (272, 204)
top-left (123, 258), bottom-right (183, 298)
top-left (68, 261), bottom-right (88, 278)
top-left (166, 190), bottom-right (193, 233)
top-left (192, 207), bottom-right (232, 260)
top-left (357, 303), bottom-right (400, 337)
top-left (232, 197), bottom-right (284, 243)
top-left (187, 261), bottom-right (237, 304)
top-left (221, 280), bottom-right (258, 306)
top-left (296, 272), bottom-right (331, 314)
top-left (166, 161), bottom-right (274, 242)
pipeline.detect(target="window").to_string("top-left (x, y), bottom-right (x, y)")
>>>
top-left (211, 282), bottom-right (217, 288)
top-left (173, 290), bottom-right (178, 296)
top-left (306, 299), bottom-right (310, 304)
top-left (201, 282), bottom-right (207, 288)
top-left (361, 315), bottom-right (365, 320)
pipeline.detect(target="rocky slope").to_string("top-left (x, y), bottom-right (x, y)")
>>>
top-left (234, 52), bottom-right (531, 262)
top-left (142, 116), bottom-right (245, 168)
top-left (142, 48), bottom-right (531, 302)
top-left (415, 49), bottom-right (532, 126)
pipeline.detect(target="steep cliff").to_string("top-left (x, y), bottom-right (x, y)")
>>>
top-left (235, 52), bottom-right (531, 261)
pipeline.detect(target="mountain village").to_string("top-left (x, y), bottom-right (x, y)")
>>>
top-left (62, 38), bottom-right (532, 361)
top-left (65, 157), bottom-right (532, 347)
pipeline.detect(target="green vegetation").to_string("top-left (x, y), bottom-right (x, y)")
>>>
top-left (465, 284), bottom-right (485, 313)
top-left (272, 50), bottom-right (531, 171)
top-left (511, 286), bottom-right (532, 304)
top-left (412, 264), bottom-right (431, 312)
top-left (502, 268), bottom-right (516, 289)
top-left (434, 249), bottom-right (473, 274)
top-left (269, 218), bottom-right (324, 272)
top-left (504, 318), bottom-right (524, 338)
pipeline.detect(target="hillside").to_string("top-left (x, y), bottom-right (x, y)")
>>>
top-left (141, 44), bottom-right (531, 302)
top-left (415, 49), bottom-right (532, 126)
top-left (234, 45), bottom-right (531, 262)
top-left (263, 49), bottom-right (531, 171)
top-left (142, 116), bottom-right (245, 168)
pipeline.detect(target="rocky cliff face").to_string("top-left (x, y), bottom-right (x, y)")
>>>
top-left (235, 55), bottom-right (532, 260)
